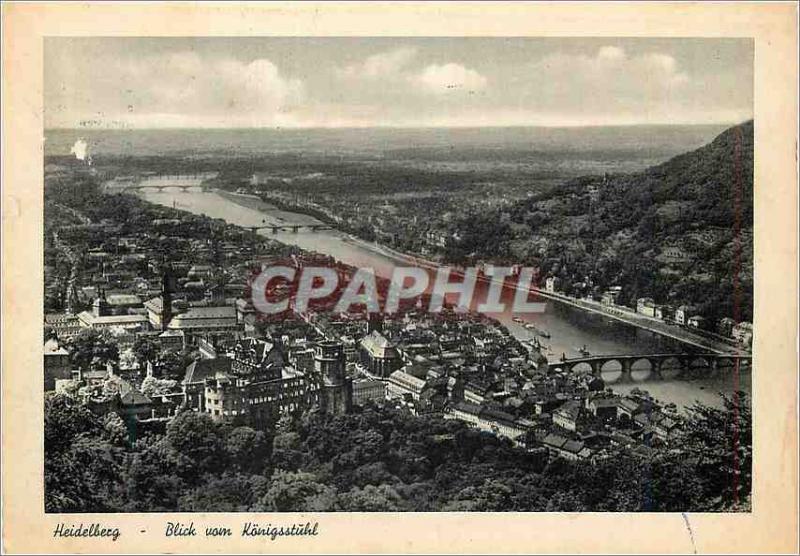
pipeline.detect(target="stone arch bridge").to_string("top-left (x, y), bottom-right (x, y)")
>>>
top-left (550, 353), bottom-right (752, 383)
top-left (246, 224), bottom-right (333, 234)
top-left (116, 183), bottom-right (211, 193)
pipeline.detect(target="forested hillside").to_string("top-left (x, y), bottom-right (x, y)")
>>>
top-left (448, 121), bottom-right (754, 324)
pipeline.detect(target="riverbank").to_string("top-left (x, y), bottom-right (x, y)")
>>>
top-left (138, 188), bottom-right (751, 410)
top-left (216, 190), bottom-right (325, 226)
top-left (212, 190), bottom-right (746, 356)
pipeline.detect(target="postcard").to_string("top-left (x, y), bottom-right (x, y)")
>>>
top-left (2, 2), bottom-right (797, 554)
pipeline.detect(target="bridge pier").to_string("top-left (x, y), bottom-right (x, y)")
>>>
top-left (651, 360), bottom-right (664, 380)
top-left (619, 359), bottom-right (633, 383)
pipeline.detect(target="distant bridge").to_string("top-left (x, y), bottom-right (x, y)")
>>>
top-left (246, 224), bottom-right (333, 234)
top-left (549, 353), bottom-right (752, 383)
top-left (104, 173), bottom-right (218, 194)
top-left (112, 183), bottom-right (212, 193)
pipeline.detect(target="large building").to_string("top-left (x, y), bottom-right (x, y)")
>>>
top-left (315, 341), bottom-right (353, 415)
top-left (352, 378), bottom-right (386, 407)
top-left (77, 291), bottom-right (149, 331)
top-left (359, 330), bottom-right (402, 377)
top-left (185, 338), bottom-right (351, 426)
top-left (145, 297), bottom-right (240, 338)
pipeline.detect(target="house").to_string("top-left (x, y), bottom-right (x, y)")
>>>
top-left (687, 315), bottom-right (706, 329)
top-left (477, 407), bottom-right (535, 442)
top-left (601, 286), bottom-right (622, 306)
top-left (77, 293), bottom-right (148, 331)
top-left (44, 338), bottom-right (71, 391)
top-left (718, 317), bottom-right (736, 337)
top-left (44, 313), bottom-right (82, 340)
top-left (616, 397), bottom-right (643, 421)
top-left (587, 396), bottom-right (618, 421)
top-left (166, 306), bottom-right (239, 335)
top-left (636, 297), bottom-right (656, 317)
top-left (416, 389), bottom-right (446, 415)
top-left (464, 381), bottom-right (491, 405)
top-left (674, 305), bottom-right (694, 325)
top-left (654, 305), bottom-right (674, 321)
top-left (105, 293), bottom-right (144, 313)
top-left (553, 400), bottom-right (582, 432)
top-left (545, 276), bottom-right (559, 293)
top-left (540, 433), bottom-right (592, 461)
top-left (182, 357), bottom-right (233, 411)
top-left (158, 329), bottom-right (185, 350)
top-left (634, 411), bottom-right (681, 442)
top-left (732, 321), bottom-right (754, 346)
top-left (116, 380), bottom-right (153, 421)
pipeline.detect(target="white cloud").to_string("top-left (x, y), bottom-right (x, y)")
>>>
top-left (45, 39), bottom-right (750, 129)
top-left (413, 63), bottom-right (488, 94)
top-left (61, 51), bottom-right (305, 127)
top-left (597, 45), bottom-right (626, 62)
top-left (532, 46), bottom-right (689, 91)
top-left (340, 47), bottom-right (417, 79)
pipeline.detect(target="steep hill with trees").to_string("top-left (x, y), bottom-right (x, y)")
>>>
top-left (448, 121), bottom-right (754, 325)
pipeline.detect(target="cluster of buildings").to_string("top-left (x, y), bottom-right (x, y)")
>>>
top-left (293, 307), bottom-right (684, 462)
top-left (44, 177), bottom-right (686, 464)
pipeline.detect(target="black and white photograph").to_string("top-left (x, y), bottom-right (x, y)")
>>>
top-left (38, 34), bottom-right (760, 515)
top-left (3, 2), bottom-right (799, 554)
top-left (37, 37), bottom-right (758, 516)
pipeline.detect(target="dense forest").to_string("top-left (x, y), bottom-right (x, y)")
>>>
top-left (45, 391), bottom-right (750, 513)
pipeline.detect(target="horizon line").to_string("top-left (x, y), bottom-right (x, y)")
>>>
top-left (44, 121), bottom-right (750, 132)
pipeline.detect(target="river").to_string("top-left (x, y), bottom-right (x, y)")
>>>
top-left (139, 188), bottom-right (750, 410)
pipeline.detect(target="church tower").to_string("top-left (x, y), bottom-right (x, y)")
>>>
top-left (314, 341), bottom-right (352, 415)
top-left (161, 265), bottom-right (177, 331)
top-left (93, 289), bottom-right (110, 317)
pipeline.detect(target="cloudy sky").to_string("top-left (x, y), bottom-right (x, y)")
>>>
top-left (45, 37), bottom-right (753, 128)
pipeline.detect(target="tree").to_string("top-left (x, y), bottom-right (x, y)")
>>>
top-left (133, 336), bottom-right (160, 368)
top-left (124, 439), bottom-right (186, 511)
top-left (44, 393), bottom-right (124, 512)
top-left (140, 376), bottom-right (178, 398)
top-left (225, 426), bottom-right (271, 474)
top-left (178, 474), bottom-right (269, 512)
top-left (165, 411), bottom-right (227, 475)
top-left (67, 329), bottom-right (119, 371)
top-left (681, 392), bottom-right (752, 509)
top-left (255, 470), bottom-right (338, 512)
top-left (545, 491), bottom-right (586, 512)
top-left (338, 484), bottom-right (405, 511)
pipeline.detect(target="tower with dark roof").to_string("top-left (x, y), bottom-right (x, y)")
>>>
top-left (92, 289), bottom-right (110, 317)
top-left (314, 341), bottom-right (352, 415)
top-left (161, 265), bottom-right (177, 331)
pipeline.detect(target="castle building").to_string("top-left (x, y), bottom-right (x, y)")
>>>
top-left (315, 341), bottom-right (353, 415)
top-left (186, 339), bottom-right (352, 426)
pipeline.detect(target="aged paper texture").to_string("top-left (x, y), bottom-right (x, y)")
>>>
top-left (2, 2), bottom-right (798, 554)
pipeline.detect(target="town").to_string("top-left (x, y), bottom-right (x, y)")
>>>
top-left (44, 161), bottom-right (749, 475)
